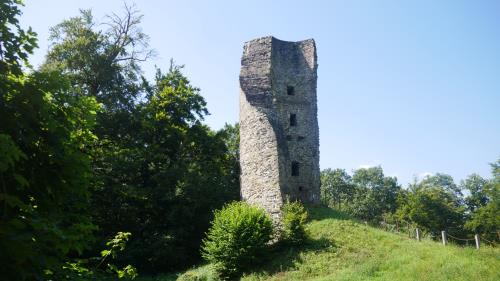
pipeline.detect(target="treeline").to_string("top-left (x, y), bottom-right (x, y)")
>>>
top-left (1, 2), bottom-right (239, 280)
top-left (321, 162), bottom-right (500, 241)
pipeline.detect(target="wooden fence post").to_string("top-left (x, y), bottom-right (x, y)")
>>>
top-left (416, 228), bottom-right (421, 241)
top-left (441, 231), bottom-right (447, 246)
top-left (474, 234), bottom-right (480, 249)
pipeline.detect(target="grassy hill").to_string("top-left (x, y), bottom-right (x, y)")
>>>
top-left (146, 206), bottom-right (500, 281)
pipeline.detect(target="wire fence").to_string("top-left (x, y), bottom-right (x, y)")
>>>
top-left (447, 233), bottom-right (474, 242)
top-left (377, 221), bottom-right (499, 249)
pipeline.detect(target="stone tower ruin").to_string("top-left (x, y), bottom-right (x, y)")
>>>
top-left (239, 36), bottom-right (320, 220)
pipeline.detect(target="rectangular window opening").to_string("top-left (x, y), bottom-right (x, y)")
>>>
top-left (292, 161), bottom-right (300, 176)
top-left (287, 86), bottom-right (295, 96)
top-left (290, 114), bottom-right (297, 126)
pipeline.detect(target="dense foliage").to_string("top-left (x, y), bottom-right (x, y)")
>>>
top-left (396, 182), bottom-right (465, 237)
top-left (321, 166), bottom-right (401, 222)
top-left (320, 168), bottom-right (354, 210)
top-left (0, 0), bottom-right (37, 75)
top-left (40, 7), bottom-right (240, 273)
top-left (281, 201), bottom-right (309, 244)
top-left (0, 1), bottom-right (99, 279)
top-left (463, 161), bottom-right (500, 241)
top-left (201, 202), bottom-right (273, 279)
top-left (1, 1), bottom-right (239, 279)
top-left (320, 162), bottom-right (500, 242)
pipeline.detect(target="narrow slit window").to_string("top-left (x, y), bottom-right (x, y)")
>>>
top-left (290, 114), bottom-right (297, 126)
top-left (287, 86), bottom-right (295, 96)
top-left (291, 161), bottom-right (300, 176)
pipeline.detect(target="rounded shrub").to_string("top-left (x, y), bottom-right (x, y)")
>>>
top-left (281, 201), bottom-right (309, 244)
top-left (201, 201), bottom-right (273, 279)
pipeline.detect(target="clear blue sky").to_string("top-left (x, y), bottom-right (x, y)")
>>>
top-left (20, 0), bottom-right (500, 185)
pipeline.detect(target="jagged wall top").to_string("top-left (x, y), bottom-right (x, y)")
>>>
top-left (239, 36), bottom-right (317, 107)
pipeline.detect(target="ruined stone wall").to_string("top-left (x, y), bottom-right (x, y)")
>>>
top-left (240, 36), bottom-right (320, 220)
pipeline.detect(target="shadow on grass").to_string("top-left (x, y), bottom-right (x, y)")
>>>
top-left (244, 234), bottom-right (336, 278)
top-left (241, 206), bottom-right (349, 278)
top-left (305, 204), bottom-right (352, 222)
top-left (174, 205), bottom-right (347, 280)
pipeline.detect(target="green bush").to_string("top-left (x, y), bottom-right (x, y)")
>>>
top-left (201, 201), bottom-right (273, 279)
top-left (281, 201), bottom-right (309, 244)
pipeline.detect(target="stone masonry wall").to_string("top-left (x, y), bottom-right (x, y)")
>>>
top-left (240, 36), bottom-right (320, 221)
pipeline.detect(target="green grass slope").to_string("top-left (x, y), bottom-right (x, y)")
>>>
top-left (158, 206), bottom-right (500, 281)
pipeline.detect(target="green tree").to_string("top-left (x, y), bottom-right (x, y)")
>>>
top-left (219, 123), bottom-right (239, 161)
top-left (218, 123), bottom-right (240, 198)
top-left (420, 173), bottom-right (462, 197)
top-left (85, 64), bottom-right (239, 272)
top-left (320, 168), bottom-right (354, 210)
top-left (0, 1), bottom-right (99, 279)
top-left (461, 173), bottom-right (489, 213)
top-left (40, 4), bottom-right (239, 273)
top-left (396, 176), bottom-right (465, 237)
top-left (0, 0), bottom-right (37, 75)
top-left (42, 5), bottom-right (152, 111)
top-left (347, 166), bottom-right (401, 222)
top-left (465, 159), bottom-right (500, 241)
top-left (41, 5), bottom-right (154, 270)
